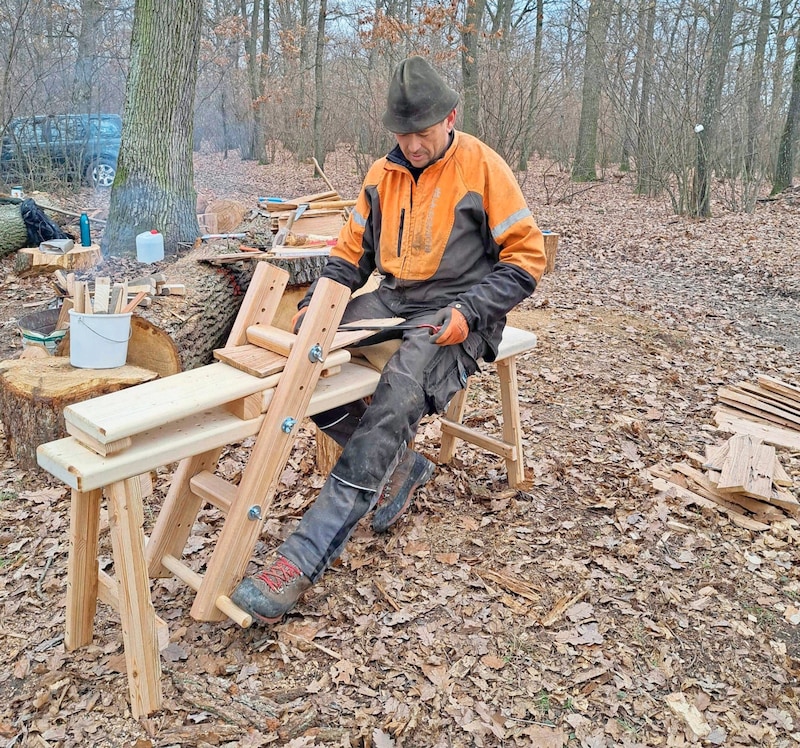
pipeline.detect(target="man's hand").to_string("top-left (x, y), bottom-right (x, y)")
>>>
top-left (430, 306), bottom-right (469, 345)
top-left (291, 307), bottom-right (307, 333)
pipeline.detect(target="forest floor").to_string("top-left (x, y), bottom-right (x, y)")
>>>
top-left (1, 149), bottom-right (800, 747)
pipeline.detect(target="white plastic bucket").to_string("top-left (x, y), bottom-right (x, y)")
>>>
top-left (69, 310), bottom-right (132, 369)
top-left (136, 230), bottom-right (164, 263)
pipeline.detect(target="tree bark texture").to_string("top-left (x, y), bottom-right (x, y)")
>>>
top-left (460, 0), bottom-right (487, 137)
top-left (691, 0), bottom-right (734, 218)
top-left (771, 22), bottom-right (800, 196)
top-left (571, 0), bottom-right (612, 182)
top-left (103, 0), bottom-right (203, 258)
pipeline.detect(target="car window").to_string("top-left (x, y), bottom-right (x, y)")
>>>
top-left (89, 117), bottom-right (121, 137)
top-left (50, 117), bottom-right (87, 141)
top-left (11, 118), bottom-right (47, 145)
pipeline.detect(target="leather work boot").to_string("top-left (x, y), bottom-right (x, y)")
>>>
top-left (231, 555), bottom-right (311, 624)
top-left (372, 450), bottom-right (435, 533)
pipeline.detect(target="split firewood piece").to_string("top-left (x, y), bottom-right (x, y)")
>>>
top-left (55, 298), bottom-right (74, 330)
top-left (73, 280), bottom-right (86, 313)
top-left (121, 290), bottom-right (148, 313)
top-left (159, 283), bottom-right (186, 296)
top-left (93, 276), bottom-right (111, 314)
top-left (110, 281), bottom-right (128, 314)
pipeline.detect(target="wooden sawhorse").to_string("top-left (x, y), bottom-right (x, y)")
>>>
top-left (37, 262), bottom-right (537, 717)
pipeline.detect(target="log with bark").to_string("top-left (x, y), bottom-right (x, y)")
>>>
top-left (133, 242), bottom-right (327, 371)
top-left (0, 202), bottom-right (29, 258)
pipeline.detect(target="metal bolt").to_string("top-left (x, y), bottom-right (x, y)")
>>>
top-left (247, 505), bottom-right (262, 521)
top-left (281, 417), bottom-right (297, 433)
top-left (308, 344), bottom-right (324, 363)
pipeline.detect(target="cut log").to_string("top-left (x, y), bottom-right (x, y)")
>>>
top-left (0, 357), bottom-right (158, 470)
top-left (15, 244), bottom-right (103, 275)
top-left (0, 203), bottom-right (29, 258)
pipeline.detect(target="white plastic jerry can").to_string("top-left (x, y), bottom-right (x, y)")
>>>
top-left (136, 230), bottom-right (165, 263)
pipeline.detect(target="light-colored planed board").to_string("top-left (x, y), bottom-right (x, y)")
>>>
top-left (714, 407), bottom-right (800, 450)
top-left (757, 374), bottom-right (800, 404)
top-left (39, 361), bottom-right (382, 492)
top-left (717, 386), bottom-right (800, 429)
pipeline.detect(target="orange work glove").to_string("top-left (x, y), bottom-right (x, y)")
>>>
top-left (291, 307), bottom-right (307, 333)
top-left (430, 306), bottom-right (469, 346)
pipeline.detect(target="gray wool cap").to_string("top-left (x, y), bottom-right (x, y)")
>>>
top-left (382, 56), bottom-right (459, 134)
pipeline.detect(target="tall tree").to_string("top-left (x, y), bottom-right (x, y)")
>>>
top-left (73, 0), bottom-right (102, 112)
top-left (771, 20), bottom-right (800, 195)
top-left (461, 0), bottom-right (488, 136)
top-left (690, 0), bottom-right (735, 217)
top-left (103, 0), bottom-right (203, 257)
top-left (634, 0), bottom-right (656, 194)
top-left (312, 0), bottom-right (327, 169)
top-left (744, 0), bottom-right (771, 181)
top-left (571, 0), bottom-right (612, 182)
top-left (517, 0), bottom-right (544, 171)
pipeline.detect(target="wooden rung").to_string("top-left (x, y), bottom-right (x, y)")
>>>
top-left (440, 420), bottom-right (517, 460)
top-left (246, 325), bottom-right (297, 356)
top-left (159, 554), bottom-right (251, 627)
top-left (97, 569), bottom-right (169, 651)
top-left (189, 470), bottom-right (235, 513)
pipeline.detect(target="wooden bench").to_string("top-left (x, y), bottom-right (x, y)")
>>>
top-left (37, 262), bottom-right (537, 717)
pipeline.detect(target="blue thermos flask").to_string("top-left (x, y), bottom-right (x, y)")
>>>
top-left (79, 213), bottom-right (91, 247)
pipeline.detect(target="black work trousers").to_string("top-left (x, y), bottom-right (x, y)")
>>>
top-left (278, 289), bottom-right (488, 582)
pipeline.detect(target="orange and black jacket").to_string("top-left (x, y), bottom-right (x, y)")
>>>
top-left (309, 131), bottom-right (546, 360)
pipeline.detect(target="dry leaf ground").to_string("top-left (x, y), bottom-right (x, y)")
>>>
top-left (1, 150), bottom-right (799, 747)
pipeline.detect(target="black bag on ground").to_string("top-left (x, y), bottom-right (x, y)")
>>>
top-left (20, 198), bottom-right (72, 245)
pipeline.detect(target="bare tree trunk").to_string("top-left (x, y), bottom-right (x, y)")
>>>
top-left (517, 0), bottom-right (544, 171)
top-left (312, 0), bottom-right (327, 170)
top-left (73, 0), bottom-right (101, 112)
top-left (460, 0), bottom-right (487, 136)
top-left (771, 22), bottom-right (800, 195)
top-left (103, 0), bottom-right (202, 257)
top-left (571, 0), bottom-right (612, 182)
top-left (634, 0), bottom-right (656, 195)
top-left (690, 0), bottom-right (734, 218)
top-left (744, 0), bottom-right (771, 181)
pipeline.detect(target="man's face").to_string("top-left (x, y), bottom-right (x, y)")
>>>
top-left (394, 110), bottom-right (456, 168)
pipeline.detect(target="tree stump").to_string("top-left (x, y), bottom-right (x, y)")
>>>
top-left (543, 232), bottom-right (559, 274)
top-left (15, 244), bottom-right (103, 275)
top-left (0, 357), bottom-right (158, 470)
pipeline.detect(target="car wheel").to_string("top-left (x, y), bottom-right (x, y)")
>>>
top-left (86, 159), bottom-right (116, 188)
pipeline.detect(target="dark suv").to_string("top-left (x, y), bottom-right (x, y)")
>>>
top-left (1, 113), bottom-right (122, 188)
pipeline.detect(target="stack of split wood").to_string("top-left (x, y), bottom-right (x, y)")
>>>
top-left (714, 374), bottom-right (800, 450)
top-left (649, 433), bottom-right (798, 531)
top-left (261, 189), bottom-right (355, 243)
top-left (51, 271), bottom-right (186, 331)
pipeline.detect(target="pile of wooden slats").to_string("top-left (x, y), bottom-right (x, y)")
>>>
top-left (51, 272), bottom-right (186, 331)
top-left (649, 433), bottom-right (798, 531)
top-left (714, 374), bottom-right (800, 450)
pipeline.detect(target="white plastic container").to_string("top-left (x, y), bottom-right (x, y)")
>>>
top-left (69, 310), bottom-right (132, 368)
top-left (136, 230), bottom-right (164, 263)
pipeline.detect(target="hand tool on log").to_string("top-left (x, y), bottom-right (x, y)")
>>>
top-left (272, 203), bottom-right (308, 249)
